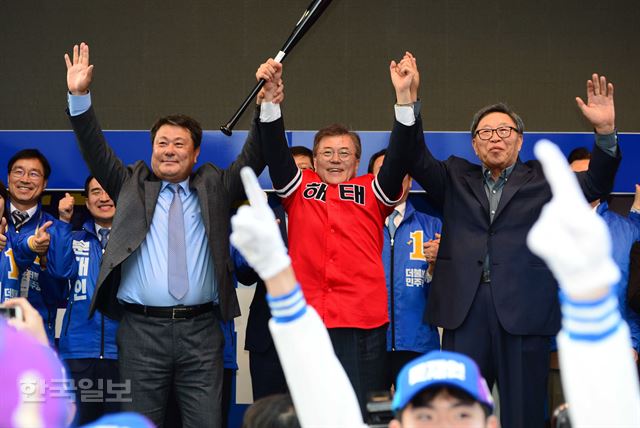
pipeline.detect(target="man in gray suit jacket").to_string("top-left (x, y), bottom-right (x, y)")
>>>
top-left (64, 42), bottom-right (266, 428)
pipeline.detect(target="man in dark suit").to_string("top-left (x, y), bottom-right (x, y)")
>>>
top-left (64, 42), bottom-right (266, 427)
top-left (403, 54), bottom-right (621, 428)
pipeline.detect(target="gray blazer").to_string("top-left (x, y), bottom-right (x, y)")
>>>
top-left (68, 106), bottom-right (264, 321)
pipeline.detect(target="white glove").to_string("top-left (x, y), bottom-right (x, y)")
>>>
top-left (231, 167), bottom-right (291, 280)
top-left (527, 140), bottom-right (620, 298)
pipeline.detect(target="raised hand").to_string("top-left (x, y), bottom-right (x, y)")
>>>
top-left (575, 73), bottom-right (615, 135)
top-left (58, 193), bottom-right (75, 223)
top-left (401, 52), bottom-right (419, 102)
top-left (28, 220), bottom-right (53, 255)
top-left (0, 217), bottom-right (7, 252)
top-left (256, 59), bottom-right (284, 104)
top-left (527, 140), bottom-right (620, 299)
top-left (64, 42), bottom-right (94, 95)
top-left (230, 167), bottom-right (290, 280)
top-left (390, 53), bottom-right (416, 105)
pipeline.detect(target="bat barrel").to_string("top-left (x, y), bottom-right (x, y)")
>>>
top-left (219, 0), bottom-right (333, 137)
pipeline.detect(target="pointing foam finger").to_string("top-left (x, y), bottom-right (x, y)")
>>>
top-left (534, 140), bottom-right (585, 205)
top-left (240, 167), bottom-right (268, 210)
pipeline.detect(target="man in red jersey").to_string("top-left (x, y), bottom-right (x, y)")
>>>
top-left (251, 52), bottom-right (421, 417)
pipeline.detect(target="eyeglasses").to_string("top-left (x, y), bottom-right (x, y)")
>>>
top-left (10, 168), bottom-right (44, 180)
top-left (474, 126), bottom-right (518, 141)
top-left (319, 149), bottom-right (353, 160)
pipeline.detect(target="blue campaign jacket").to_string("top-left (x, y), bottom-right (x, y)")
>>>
top-left (597, 202), bottom-right (640, 352)
top-left (7, 203), bottom-right (68, 345)
top-left (382, 200), bottom-right (442, 353)
top-left (47, 219), bottom-right (118, 360)
top-left (0, 227), bottom-right (35, 302)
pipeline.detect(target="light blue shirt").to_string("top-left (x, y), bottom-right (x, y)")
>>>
top-left (68, 94), bottom-right (217, 306)
top-left (117, 180), bottom-right (217, 306)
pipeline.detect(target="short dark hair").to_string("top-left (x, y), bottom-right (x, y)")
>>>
top-left (470, 103), bottom-right (525, 137)
top-left (367, 148), bottom-right (387, 174)
top-left (396, 386), bottom-right (492, 421)
top-left (150, 114), bottom-right (203, 149)
top-left (290, 146), bottom-right (313, 161)
top-left (242, 394), bottom-right (300, 428)
top-left (84, 175), bottom-right (98, 195)
top-left (312, 124), bottom-right (362, 160)
top-left (7, 149), bottom-right (52, 180)
top-left (567, 147), bottom-right (591, 164)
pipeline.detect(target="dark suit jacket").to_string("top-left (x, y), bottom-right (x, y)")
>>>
top-left (409, 120), bottom-right (621, 335)
top-left (627, 242), bottom-right (640, 315)
top-left (240, 200), bottom-right (288, 353)
top-left (69, 106), bottom-right (264, 321)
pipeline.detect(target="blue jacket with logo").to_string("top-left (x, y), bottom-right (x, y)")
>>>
top-left (597, 202), bottom-right (640, 352)
top-left (382, 200), bottom-right (442, 353)
top-left (47, 219), bottom-right (118, 360)
top-left (1, 223), bottom-right (36, 302)
top-left (7, 203), bottom-right (68, 345)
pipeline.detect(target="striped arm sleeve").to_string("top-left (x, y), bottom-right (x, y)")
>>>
top-left (267, 283), bottom-right (307, 323)
top-left (274, 168), bottom-right (302, 199)
top-left (560, 289), bottom-right (622, 342)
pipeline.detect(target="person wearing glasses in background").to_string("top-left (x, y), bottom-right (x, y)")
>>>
top-left (5, 149), bottom-right (68, 345)
top-left (404, 68), bottom-right (622, 427)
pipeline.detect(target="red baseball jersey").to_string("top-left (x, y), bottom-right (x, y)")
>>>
top-left (277, 168), bottom-right (400, 329)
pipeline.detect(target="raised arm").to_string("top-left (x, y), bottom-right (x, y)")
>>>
top-left (527, 140), bottom-right (640, 426)
top-left (399, 53), bottom-right (448, 209)
top-left (45, 195), bottom-right (78, 281)
top-left (574, 74), bottom-right (621, 201)
top-left (230, 168), bottom-right (366, 427)
top-left (374, 53), bottom-right (418, 205)
top-left (254, 60), bottom-right (299, 191)
top-left (65, 42), bottom-right (128, 201)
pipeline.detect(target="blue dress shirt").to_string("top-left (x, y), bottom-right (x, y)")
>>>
top-left (69, 94), bottom-right (217, 306)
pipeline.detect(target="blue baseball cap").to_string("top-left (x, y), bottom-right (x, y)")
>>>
top-left (392, 350), bottom-right (494, 413)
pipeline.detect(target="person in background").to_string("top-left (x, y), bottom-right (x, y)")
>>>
top-left (5, 149), bottom-right (67, 345)
top-left (368, 149), bottom-right (442, 386)
top-left (289, 146), bottom-right (314, 171)
top-left (1, 179), bottom-right (38, 304)
top-left (46, 176), bottom-right (120, 425)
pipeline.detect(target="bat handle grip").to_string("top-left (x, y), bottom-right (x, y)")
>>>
top-left (274, 50), bottom-right (286, 63)
top-left (220, 79), bottom-right (266, 136)
top-left (220, 50), bottom-right (286, 136)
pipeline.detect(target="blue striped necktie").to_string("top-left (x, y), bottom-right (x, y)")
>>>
top-left (98, 228), bottom-right (110, 250)
top-left (167, 184), bottom-right (189, 300)
top-left (388, 209), bottom-right (400, 238)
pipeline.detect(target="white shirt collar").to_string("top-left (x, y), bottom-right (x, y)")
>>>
top-left (10, 202), bottom-right (38, 219)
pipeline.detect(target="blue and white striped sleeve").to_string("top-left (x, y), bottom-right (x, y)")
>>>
top-left (558, 288), bottom-right (640, 426)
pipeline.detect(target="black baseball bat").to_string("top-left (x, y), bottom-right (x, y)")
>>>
top-left (220, 0), bottom-right (333, 136)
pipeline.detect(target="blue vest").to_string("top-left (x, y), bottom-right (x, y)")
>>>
top-left (382, 201), bottom-right (442, 353)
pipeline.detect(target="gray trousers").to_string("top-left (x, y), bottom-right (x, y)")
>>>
top-left (117, 309), bottom-right (223, 428)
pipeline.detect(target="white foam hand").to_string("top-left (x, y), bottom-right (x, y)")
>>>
top-left (527, 140), bottom-right (620, 298)
top-left (230, 167), bottom-right (291, 280)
